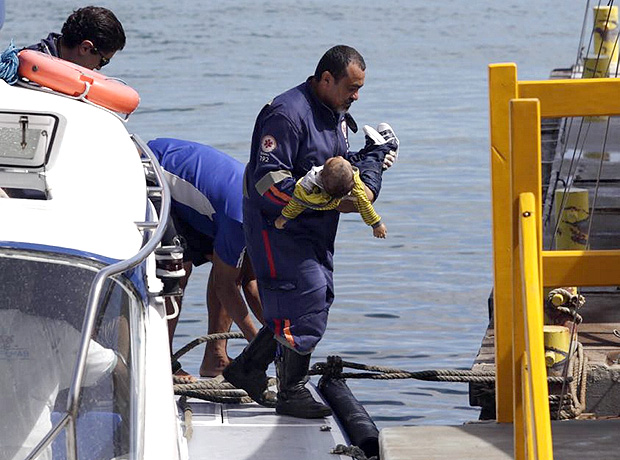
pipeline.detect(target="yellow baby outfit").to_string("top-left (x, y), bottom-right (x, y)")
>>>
top-left (281, 166), bottom-right (382, 228)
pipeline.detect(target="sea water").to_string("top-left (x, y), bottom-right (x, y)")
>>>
top-left (0, 0), bottom-right (584, 427)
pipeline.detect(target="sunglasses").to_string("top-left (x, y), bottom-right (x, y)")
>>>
top-left (90, 46), bottom-right (110, 68)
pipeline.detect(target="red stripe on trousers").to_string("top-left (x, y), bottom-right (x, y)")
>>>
top-left (261, 229), bottom-right (277, 278)
top-left (274, 318), bottom-right (282, 337)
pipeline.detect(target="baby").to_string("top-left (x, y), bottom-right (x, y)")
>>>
top-left (275, 156), bottom-right (387, 238)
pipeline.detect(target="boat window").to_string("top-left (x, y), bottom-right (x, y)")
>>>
top-left (0, 250), bottom-right (141, 460)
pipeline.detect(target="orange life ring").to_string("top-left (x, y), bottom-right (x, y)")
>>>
top-left (17, 49), bottom-right (140, 115)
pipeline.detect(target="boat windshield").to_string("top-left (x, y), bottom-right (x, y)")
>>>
top-left (0, 249), bottom-right (139, 460)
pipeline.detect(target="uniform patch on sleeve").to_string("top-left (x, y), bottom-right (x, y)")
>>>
top-left (261, 135), bottom-right (277, 153)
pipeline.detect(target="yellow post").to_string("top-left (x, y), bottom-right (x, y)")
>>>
top-left (548, 187), bottom-right (588, 324)
top-left (593, 6), bottom-right (619, 73)
top-left (510, 99), bottom-right (542, 460)
top-left (544, 325), bottom-right (571, 368)
top-left (582, 56), bottom-right (610, 122)
top-left (489, 63), bottom-right (518, 423)
top-left (583, 55), bottom-right (611, 78)
top-left (554, 188), bottom-right (589, 250)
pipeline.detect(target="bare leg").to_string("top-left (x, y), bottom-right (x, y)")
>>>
top-left (200, 268), bottom-right (234, 377)
top-left (209, 251), bottom-right (259, 342)
top-left (241, 257), bottom-right (264, 325)
top-left (200, 252), bottom-right (262, 376)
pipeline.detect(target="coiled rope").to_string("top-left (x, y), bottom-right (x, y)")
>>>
top-left (552, 341), bottom-right (588, 420)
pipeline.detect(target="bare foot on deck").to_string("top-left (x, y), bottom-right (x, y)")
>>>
top-left (173, 368), bottom-right (197, 384)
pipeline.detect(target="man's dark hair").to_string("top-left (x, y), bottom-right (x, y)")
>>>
top-left (313, 45), bottom-right (365, 82)
top-left (61, 6), bottom-right (126, 53)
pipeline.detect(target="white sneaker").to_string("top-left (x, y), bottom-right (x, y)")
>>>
top-left (363, 124), bottom-right (387, 145)
top-left (376, 123), bottom-right (399, 155)
top-left (363, 123), bottom-right (399, 170)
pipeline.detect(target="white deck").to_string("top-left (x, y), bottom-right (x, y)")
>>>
top-left (179, 385), bottom-right (352, 460)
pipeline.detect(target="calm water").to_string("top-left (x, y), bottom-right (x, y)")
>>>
top-left (1, 1), bottom-right (584, 427)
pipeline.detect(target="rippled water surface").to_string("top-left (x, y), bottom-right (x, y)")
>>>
top-left (2, 0), bottom-right (584, 427)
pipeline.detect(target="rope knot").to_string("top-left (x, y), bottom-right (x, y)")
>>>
top-left (323, 355), bottom-right (344, 379)
top-left (545, 287), bottom-right (584, 324)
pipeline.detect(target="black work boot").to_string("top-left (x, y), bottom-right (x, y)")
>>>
top-left (223, 327), bottom-right (277, 407)
top-left (275, 347), bottom-right (332, 418)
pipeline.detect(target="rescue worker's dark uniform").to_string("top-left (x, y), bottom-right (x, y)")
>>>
top-left (244, 79), bottom-right (351, 354)
top-left (223, 76), bottom-right (392, 419)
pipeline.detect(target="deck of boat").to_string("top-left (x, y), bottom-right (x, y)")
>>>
top-left (178, 385), bottom-right (351, 460)
top-left (379, 418), bottom-right (620, 459)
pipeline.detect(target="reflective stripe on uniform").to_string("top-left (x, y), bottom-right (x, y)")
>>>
top-left (255, 170), bottom-right (292, 196)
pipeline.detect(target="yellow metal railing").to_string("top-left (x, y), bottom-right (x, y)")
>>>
top-left (489, 63), bottom-right (620, 459)
top-left (518, 192), bottom-right (553, 460)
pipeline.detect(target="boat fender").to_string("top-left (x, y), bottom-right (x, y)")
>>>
top-left (17, 49), bottom-right (140, 114)
top-left (318, 375), bottom-right (379, 459)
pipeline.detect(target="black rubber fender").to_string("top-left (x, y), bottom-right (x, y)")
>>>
top-left (318, 376), bottom-right (379, 458)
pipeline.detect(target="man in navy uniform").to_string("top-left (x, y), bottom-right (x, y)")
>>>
top-left (223, 45), bottom-right (398, 418)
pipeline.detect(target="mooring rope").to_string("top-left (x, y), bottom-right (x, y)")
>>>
top-left (172, 339), bottom-right (575, 417)
top-left (172, 331), bottom-right (244, 361)
top-left (308, 356), bottom-right (569, 385)
top-left (552, 341), bottom-right (588, 420)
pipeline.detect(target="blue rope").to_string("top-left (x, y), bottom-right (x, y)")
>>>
top-left (0, 40), bottom-right (19, 85)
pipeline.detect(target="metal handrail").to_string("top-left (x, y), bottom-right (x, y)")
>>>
top-left (24, 134), bottom-right (171, 460)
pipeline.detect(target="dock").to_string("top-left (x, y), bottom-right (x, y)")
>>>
top-left (379, 419), bottom-right (620, 460)
top-left (470, 67), bottom-right (620, 420)
top-left (380, 63), bottom-right (620, 459)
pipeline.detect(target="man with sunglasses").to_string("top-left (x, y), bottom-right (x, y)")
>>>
top-left (26, 6), bottom-right (125, 70)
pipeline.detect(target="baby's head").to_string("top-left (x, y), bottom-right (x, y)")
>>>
top-left (322, 157), bottom-right (354, 198)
